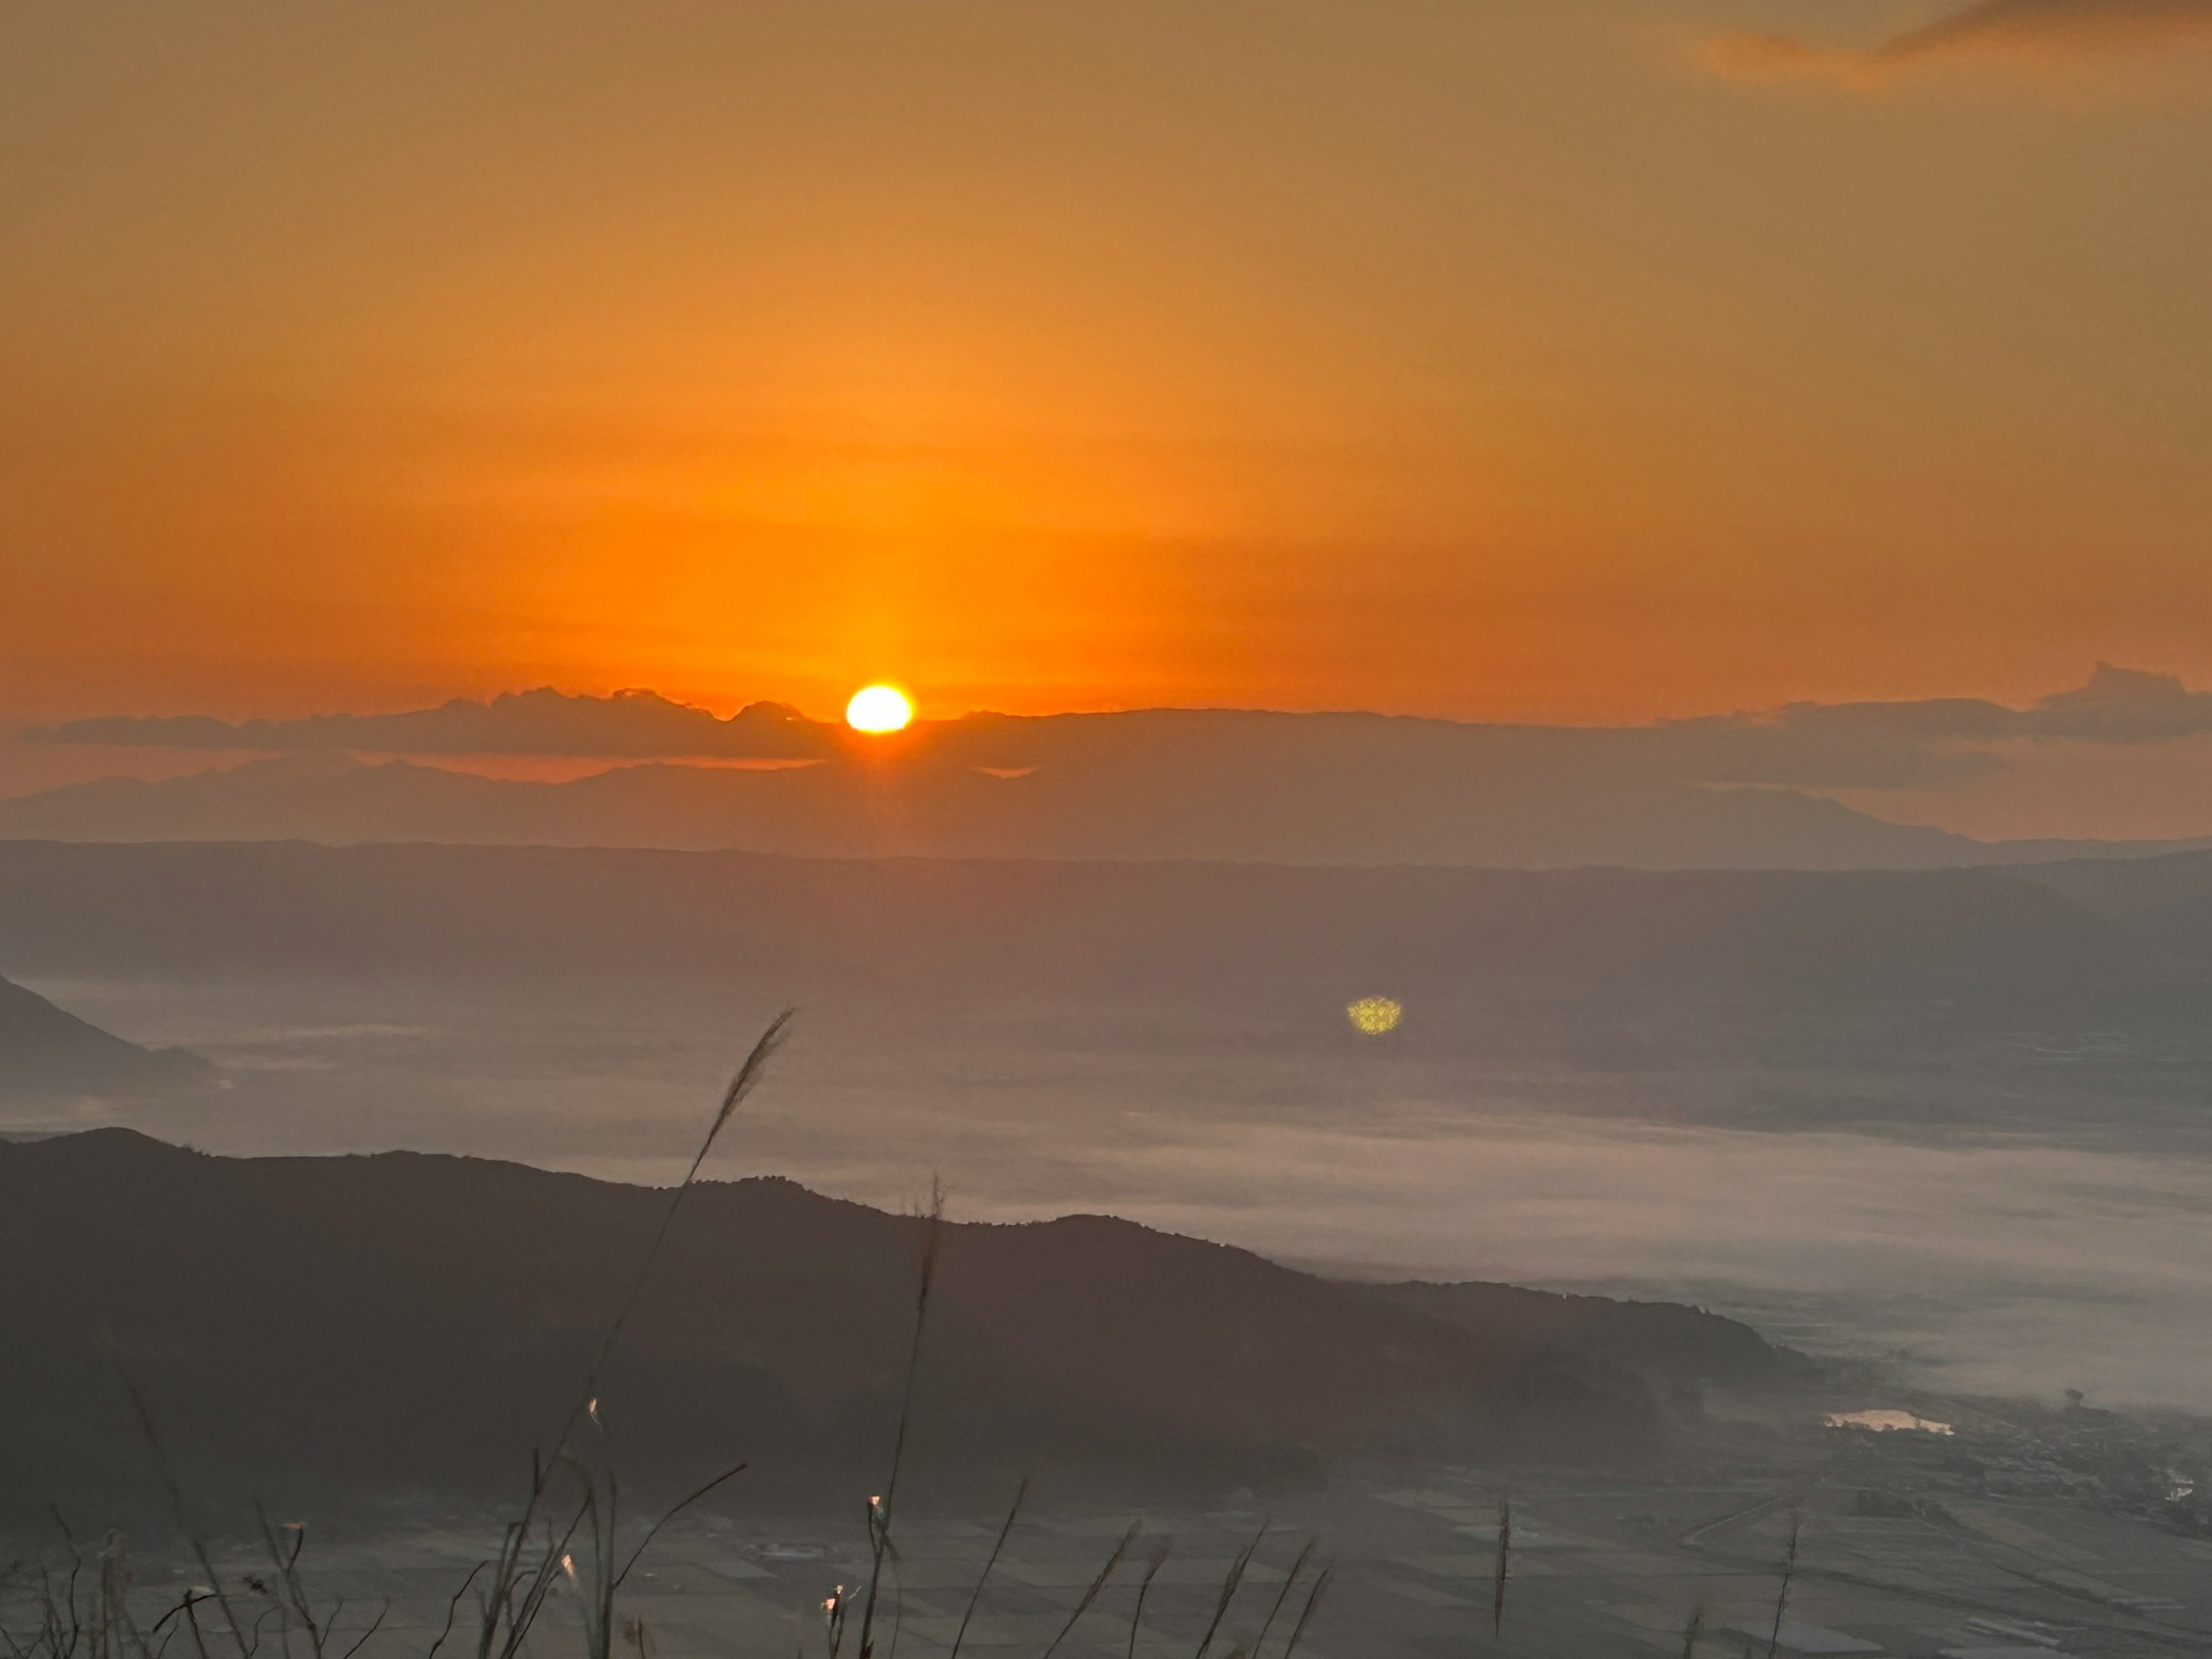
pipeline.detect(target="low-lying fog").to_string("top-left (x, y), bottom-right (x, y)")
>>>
top-left (17, 974), bottom-right (2212, 1415)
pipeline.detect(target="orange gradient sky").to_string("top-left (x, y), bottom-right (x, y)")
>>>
top-left (5, 1), bottom-right (2212, 728)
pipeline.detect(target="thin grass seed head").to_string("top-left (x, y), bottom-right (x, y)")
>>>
top-left (707, 1010), bottom-right (794, 1143)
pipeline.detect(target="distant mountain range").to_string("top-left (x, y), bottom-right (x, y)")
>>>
top-left (32, 666), bottom-right (2212, 774)
top-left (0, 972), bottom-right (208, 1100)
top-left (18, 676), bottom-right (2212, 869)
top-left (2, 840), bottom-right (2206, 1032)
top-left (0, 1129), bottom-right (1800, 1518)
top-left (3, 746), bottom-right (2209, 871)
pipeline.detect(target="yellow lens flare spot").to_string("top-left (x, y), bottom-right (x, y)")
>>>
top-left (845, 684), bottom-right (913, 733)
top-left (1346, 996), bottom-right (1403, 1035)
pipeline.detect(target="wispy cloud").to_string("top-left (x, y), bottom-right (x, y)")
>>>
top-left (1707, 0), bottom-right (2212, 87)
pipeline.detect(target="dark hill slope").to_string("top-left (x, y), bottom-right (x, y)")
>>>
top-left (0, 974), bottom-right (207, 1099)
top-left (1373, 1281), bottom-right (1809, 1395)
top-left (2014, 848), bottom-right (2212, 971)
top-left (0, 1132), bottom-right (1793, 1516)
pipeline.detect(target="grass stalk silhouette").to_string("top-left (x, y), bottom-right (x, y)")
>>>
top-left (1490, 1496), bottom-right (1511, 1639)
top-left (854, 1183), bottom-right (946, 1659)
top-left (1124, 1545), bottom-right (1169, 1659)
top-left (948, 1478), bottom-right (1028, 1659)
top-left (1190, 1524), bottom-right (1263, 1659)
top-left (1039, 1524), bottom-right (1137, 1659)
top-left (1276, 1564), bottom-right (1330, 1659)
top-left (473, 1011), bottom-right (791, 1659)
top-left (1764, 1512), bottom-right (1801, 1659)
top-left (1244, 1537), bottom-right (1314, 1659)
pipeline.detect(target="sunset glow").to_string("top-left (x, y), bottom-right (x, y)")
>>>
top-left (4, 5), bottom-right (2210, 736)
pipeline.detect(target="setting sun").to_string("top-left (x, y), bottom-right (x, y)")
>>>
top-left (844, 684), bottom-right (914, 733)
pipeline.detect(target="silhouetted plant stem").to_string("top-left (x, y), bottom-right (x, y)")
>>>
top-left (949, 1476), bottom-right (1029, 1659)
top-left (1277, 1564), bottom-right (1331, 1659)
top-left (1041, 1525), bottom-right (1139, 1658)
top-left (1191, 1524), bottom-right (1263, 1659)
top-left (1246, 1537), bottom-right (1315, 1659)
top-left (612, 1463), bottom-right (750, 1594)
top-left (1126, 1545), bottom-right (1169, 1659)
top-left (856, 1181), bottom-right (946, 1659)
top-left (474, 1011), bottom-right (791, 1659)
top-left (1764, 1512), bottom-right (1801, 1659)
top-left (113, 1367), bottom-right (250, 1659)
top-left (1491, 1497), bottom-right (1512, 1638)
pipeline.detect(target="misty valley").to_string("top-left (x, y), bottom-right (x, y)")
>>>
top-left (5, 839), bottom-right (2212, 1656)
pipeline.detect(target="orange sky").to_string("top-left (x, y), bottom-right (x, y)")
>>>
top-left (5, 1), bottom-right (2212, 729)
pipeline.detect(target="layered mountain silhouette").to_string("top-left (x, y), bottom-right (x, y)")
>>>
top-left (0, 1131), bottom-right (1800, 1517)
top-left (0, 973), bottom-right (209, 1100)
top-left (0, 749), bottom-right (1984, 869)
top-left (32, 666), bottom-right (2212, 770)
top-left (17, 683), bottom-right (2212, 869)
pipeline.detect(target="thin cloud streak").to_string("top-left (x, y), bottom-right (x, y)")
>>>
top-left (1707, 0), bottom-right (2212, 86)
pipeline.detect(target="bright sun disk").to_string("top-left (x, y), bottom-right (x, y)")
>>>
top-left (846, 684), bottom-right (913, 733)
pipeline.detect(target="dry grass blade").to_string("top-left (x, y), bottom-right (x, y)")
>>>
top-left (855, 1181), bottom-right (946, 1659)
top-left (1277, 1565), bottom-right (1330, 1659)
top-left (1244, 1536), bottom-right (1313, 1659)
top-left (612, 1463), bottom-right (749, 1593)
top-left (332, 1604), bottom-right (387, 1659)
top-left (949, 1478), bottom-right (1030, 1659)
top-left (1491, 1496), bottom-right (1511, 1638)
top-left (883, 1551), bottom-right (908, 1659)
top-left (693, 1009), bottom-right (797, 1183)
top-left (584, 1009), bottom-right (796, 1397)
top-left (111, 1364), bottom-right (250, 1659)
top-left (1040, 1523), bottom-right (1138, 1658)
top-left (1125, 1545), bottom-right (1169, 1659)
top-left (473, 1011), bottom-right (791, 1659)
top-left (422, 1563), bottom-right (486, 1659)
top-left (487, 1478), bottom-right (593, 1659)
top-left (1680, 1604), bottom-right (1704, 1659)
top-left (1190, 1525), bottom-right (1263, 1659)
top-left (1764, 1512), bottom-right (1800, 1659)
top-left (252, 1508), bottom-right (327, 1659)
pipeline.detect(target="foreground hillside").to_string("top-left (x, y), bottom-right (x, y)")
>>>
top-left (0, 1130), bottom-right (1797, 1521)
